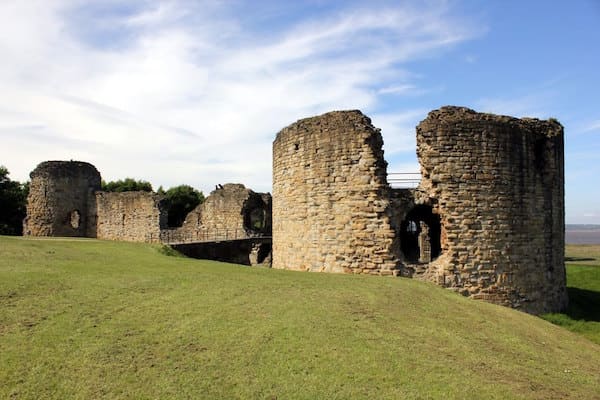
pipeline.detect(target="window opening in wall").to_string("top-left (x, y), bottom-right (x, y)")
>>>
top-left (70, 210), bottom-right (81, 229)
top-left (400, 205), bottom-right (441, 263)
top-left (245, 207), bottom-right (267, 233)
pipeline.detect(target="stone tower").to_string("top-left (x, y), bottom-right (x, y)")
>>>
top-left (23, 161), bottom-right (101, 237)
top-left (414, 106), bottom-right (567, 314)
top-left (271, 107), bottom-right (567, 314)
top-left (272, 110), bottom-right (400, 275)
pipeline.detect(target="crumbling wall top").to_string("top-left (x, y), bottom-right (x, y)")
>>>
top-left (274, 110), bottom-right (375, 141)
top-left (422, 106), bottom-right (563, 137)
top-left (30, 160), bottom-right (101, 182)
top-left (179, 183), bottom-right (271, 237)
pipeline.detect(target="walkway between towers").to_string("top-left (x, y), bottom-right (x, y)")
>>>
top-left (146, 229), bottom-right (271, 245)
top-left (146, 229), bottom-right (272, 266)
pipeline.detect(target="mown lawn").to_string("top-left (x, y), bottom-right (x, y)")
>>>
top-left (1, 236), bottom-right (599, 399)
top-left (542, 244), bottom-right (600, 345)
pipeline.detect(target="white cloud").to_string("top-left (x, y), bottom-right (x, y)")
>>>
top-left (0, 0), bottom-right (480, 194)
top-left (582, 120), bottom-right (600, 133)
top-left (475, 92), bottom-right (556, 119)
top-left (377, 84), bottom-right (418, 95)
top-left (372, 109), bottom-right (427, 156)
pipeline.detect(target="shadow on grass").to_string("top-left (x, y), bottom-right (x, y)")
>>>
top-left (565, 287), bottom-right (600, 322)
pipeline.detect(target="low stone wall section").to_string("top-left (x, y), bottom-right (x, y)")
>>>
top-left (95, 191), bottom-right (167, 242)
top-left (179, 183), bottom-right (271, 237)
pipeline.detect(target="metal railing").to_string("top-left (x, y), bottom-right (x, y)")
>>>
top-left (387, 172), bottom-right (421, 189)
top-left (147, 229), bottom-right (269, 244)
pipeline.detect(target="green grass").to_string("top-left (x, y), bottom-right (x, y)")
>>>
top-left (542, 244), bottom-right (600, 345)
top-left (1, 236), bottom-right (599, 399)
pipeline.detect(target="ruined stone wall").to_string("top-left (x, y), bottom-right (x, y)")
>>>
top-left (415, 106), bottom-right (566, 314)
top-left (272, 110), bottom-right (400, 274)
top-left (179, 183), bottom-right (271, 237)
top-left (173, 238), bottom-right (272, 266)
top-left (23, 161), bottom-right (270, 244)
top-left (95, 191), bottom-right (167, 242)
top-left (23, 161), bottom-right (101, 237)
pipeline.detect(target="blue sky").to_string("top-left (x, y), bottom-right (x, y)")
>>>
top-left (0, 0), bottom-right (598, 223)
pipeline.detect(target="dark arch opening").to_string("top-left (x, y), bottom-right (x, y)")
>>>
top-left (256, 242), bottom-right (272, 264)
top-left (244, 207), bottom-right (267, 233)
top-left (400, 205), bottom-right (441, 263)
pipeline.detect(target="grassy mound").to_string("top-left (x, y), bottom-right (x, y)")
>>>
top-left (1, 237), bottom-right (599, 399)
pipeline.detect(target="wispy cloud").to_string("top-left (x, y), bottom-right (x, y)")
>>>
top-left (0, 0), bottom-right (481, 193)
top-left (581, 120), bottom-right (600, 133)
top-left (475, 92), bottom-right (556, 119)
top-left (377, 84), bottom-right (418, 95)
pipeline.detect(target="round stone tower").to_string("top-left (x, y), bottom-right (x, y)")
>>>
top-left (272, 110), bottom-right (400, 275)
top-left (414, 106), bottom-right (567, 314)
top-left (23, 161), bottom-right (101, 237)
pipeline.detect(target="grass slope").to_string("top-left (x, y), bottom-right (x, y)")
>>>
top-left (1, 237), bottom-right (599, 399)
top-left (543, 245), bottom-right (600, 345)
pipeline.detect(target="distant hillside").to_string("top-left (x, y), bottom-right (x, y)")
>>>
top-left (566, 224), bottom-right (600, 231)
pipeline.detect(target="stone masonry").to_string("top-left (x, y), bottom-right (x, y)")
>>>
top-left (272, 107), bottom-right (567, 314)
top-left (272, 111), bottom-right (400, 274)
top-left (95, 191), bottom-right (167, 242)
top-left (23, 161), bottom-right (101, 237)
top-left (179, 183), bottom-right (271, 237)
top-left (415, 106), bottom-right (566, 314)
top-left (23, 162), bottom-right (269, 248)
top-left (23, 105), bottom-right (567, 314)
top-left (24, 161), bottom-right (167, 242)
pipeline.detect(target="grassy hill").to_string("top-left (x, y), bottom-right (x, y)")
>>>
top-left (1, 237), bottom-right (599, 399)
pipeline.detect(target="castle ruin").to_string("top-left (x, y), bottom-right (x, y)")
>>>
top-left (23, 162), bottom-right (270, 252)
top-left (22, 105), bottom-right (567, 314)
top-left (177, 183), bottom-right (271, 239)
top-left (168, 183), bottom-right (272, 265)
top-left (272, 106), bottom-right (567, 314)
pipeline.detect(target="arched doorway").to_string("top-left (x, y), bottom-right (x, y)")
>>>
top-left (400, 205), bottom-right (441, 263)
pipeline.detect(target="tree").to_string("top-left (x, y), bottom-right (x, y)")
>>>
top-left (0, 166), bottom-right (28, 235)
top-left (163, 185), bottom-right (204, 227)
top-left (101, 178), bottom-right (153, 192)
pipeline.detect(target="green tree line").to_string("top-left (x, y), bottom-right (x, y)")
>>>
top-left (157, 185), bottom-right (205, 227)
top-left (101, 178), bottom-right (153, 192)
top-left (0, 166), bottom-right (28, 235)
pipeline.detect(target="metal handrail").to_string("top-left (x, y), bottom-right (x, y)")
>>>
top-left (147, 228), bottom-right (269, 244)
top-left (388, 172), bottom-right (421, 188)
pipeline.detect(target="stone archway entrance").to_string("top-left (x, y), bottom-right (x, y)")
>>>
top-left (400, 205), bottom-right (441, 263)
